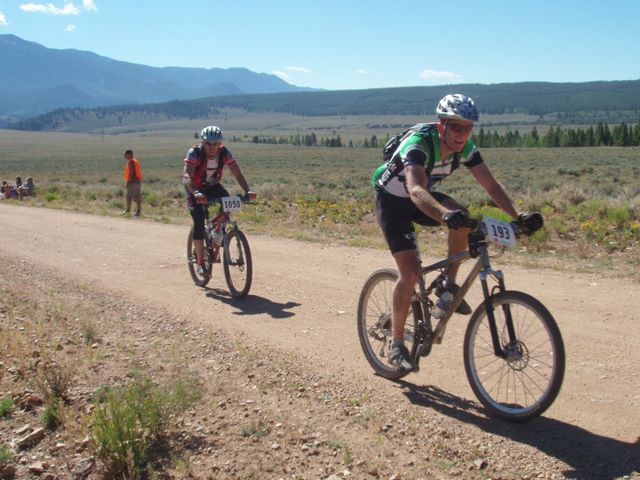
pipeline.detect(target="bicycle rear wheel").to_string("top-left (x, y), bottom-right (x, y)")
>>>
top-left (357, 269), bottom-right (420, 379)
top-left (223, 228), bottom-right (252, 298)
top-left (187, 227), bottom-right (213, 287)
top-left (464, 290), bottom-right (565, 421)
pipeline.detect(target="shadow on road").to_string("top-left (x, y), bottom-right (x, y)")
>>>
top-left (397, 382), bottom-right (639, 480)
top-left (204, 288), bottom-right (301, 319)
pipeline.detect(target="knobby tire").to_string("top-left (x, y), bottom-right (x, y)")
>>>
top-left (463, 290), bottom-right (565, 421)
top-left (223, 228), bottom-right (252, 298)
top-left (357, 269), bottom-right (421, 380)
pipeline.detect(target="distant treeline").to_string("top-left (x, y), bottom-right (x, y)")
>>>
top-left (241, 133), bottom-right (345, 148)
top-left (229, 121), bottom-right (640, 149)
top-left (473, 122), bottom-right (640, 148)
top-left (9, 79), bottom-right (640, 131)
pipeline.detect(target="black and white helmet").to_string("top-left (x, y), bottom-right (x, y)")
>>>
top-left (436, 94), bottom-right (479, 122)
top-left (200, 125), bottom-right (224, 142)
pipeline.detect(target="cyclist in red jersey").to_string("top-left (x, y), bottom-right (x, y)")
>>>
top-left (182, 126), bottom-right (255, 276)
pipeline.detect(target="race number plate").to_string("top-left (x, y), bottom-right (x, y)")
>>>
top-left (483, 216), bottom-right (516, 248)
top-left (221, 196), bottom-right (242, 213)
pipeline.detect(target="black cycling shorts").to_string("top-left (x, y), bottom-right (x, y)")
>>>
top-left (188, 184), bottom-right (230, 240)
top-left (375, 189), bottom-right (454, 253)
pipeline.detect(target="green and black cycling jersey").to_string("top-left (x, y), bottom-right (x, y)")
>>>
top-left (372, 123), bottom-right (484, 198)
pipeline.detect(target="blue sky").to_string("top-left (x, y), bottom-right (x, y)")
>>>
top-left (1, 0), bottom-right (639, 91)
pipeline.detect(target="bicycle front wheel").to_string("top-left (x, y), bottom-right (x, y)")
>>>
top-left (187, 227), bottom-right (212, 287)
top-left (464, 290), bottom-right (565, 421)
top-left (357, 269), bottom-right (420, 380)
top-left (223, 228), bottom-right (252, 298)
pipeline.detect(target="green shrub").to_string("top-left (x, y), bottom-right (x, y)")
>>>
top-left (143, 191), bottom-right (159, 207)
top-left (469, 205), bottom-right (510, 222)
top-left (0, 444), bottom-right (14, 466)
top-left (42, 400), bottom-right (62, 430)
top-left (607, 205), bottom-right (631, 228)
top-left (91, 374), bottom-right (200, 478)
top-left (90, 385), bottom-right (114, 404)
top-left (524, 228), bottom-right (551, 252)
top-left (546, 218), bottom-right (570, 236)
top-left (80, 319), bottom-right (99, 345)
top-left (0, 398), bottom-right (13, 418)
top-left (109, 199), bottom-right (125, 210)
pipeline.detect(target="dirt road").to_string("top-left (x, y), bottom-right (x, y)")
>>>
top-left (1, 204), bottom-right (638, 478)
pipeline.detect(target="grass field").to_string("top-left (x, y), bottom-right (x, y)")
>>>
top-left (1, 123), bottom-right (639, 276)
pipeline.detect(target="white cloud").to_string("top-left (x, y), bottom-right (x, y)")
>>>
top-left (19, 3), bottom-right (81, 15)
top-left (419, 69), bottom-right (463, 84)
top-left (356, 68), bottom-right (367, 75)
top-left (83, 0), bottom-right (97, 11)
top-left (0, 11), bottom-right (8, 26)
top-left (65, 23), bottom-right (76, 31)
top-left (273, 70), bottom-right (289, 80)
top-left (286, 66), bottom-right (311, 74)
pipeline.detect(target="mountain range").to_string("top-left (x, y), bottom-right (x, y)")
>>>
top-left (3, 34), bottom-right (640, 132)
top-left (0, 34), bottom-right (314, 122)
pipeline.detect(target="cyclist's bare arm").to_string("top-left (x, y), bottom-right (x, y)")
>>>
top-left (182, 163), bottom-right (197, 195)
top-left (405, 164), bottom-right (448, 223)
top-left (183, 163), bottom-right (207, 204)
top-left (227, 162), bottom-right (251, 194)
top-left (468, 163), bottom-right (519, 219)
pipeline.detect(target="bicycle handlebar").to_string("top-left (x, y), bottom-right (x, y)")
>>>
top-left (239, 192), bottom-right (257, 203)
top-left (461, 218), bottom-right (537, 238)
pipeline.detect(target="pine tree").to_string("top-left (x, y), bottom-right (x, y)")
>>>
top-left (543, 125), bottom-right (558, 147)
top-left (586, 126), bottom-right (595, 146)
top-left (530, 126), bottom-right (539, 147)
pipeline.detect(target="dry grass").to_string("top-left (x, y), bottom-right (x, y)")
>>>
top-left (1, 127), bottom-right (639, 277)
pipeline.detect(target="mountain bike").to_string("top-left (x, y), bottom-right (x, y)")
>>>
top-left (187, 194), bottom-right (253, 298)
top-left (357, 217), bottom-right (565, 421)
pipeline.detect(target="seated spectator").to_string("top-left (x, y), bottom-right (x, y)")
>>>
top-left (22, 177), bottom-right (35, 196)
top-left (13, 176), bottom-right (23, 199)
top-left (0, 181), bottom-right (11, 199)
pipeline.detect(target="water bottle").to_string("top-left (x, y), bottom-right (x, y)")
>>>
top-left (211, 227), bottom-right (223, 246)
top-left (432, 291), bottom-right (453, 320)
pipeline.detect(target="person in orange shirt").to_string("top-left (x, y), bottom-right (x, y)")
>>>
top-left (122, 149), bottom-right (143, 216)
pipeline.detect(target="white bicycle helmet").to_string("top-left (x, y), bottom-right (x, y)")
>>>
top-left (200, 125), bottom-right (224, 142)
top-left (436, 94), bottom-right (479, 122)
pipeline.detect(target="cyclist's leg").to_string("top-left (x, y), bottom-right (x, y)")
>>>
top-left (375, 190), bottom-right (420, 350)
top-left (189, 204), bottom-right (206, 265)
top-left (392, 249), bottom-right (420, 341)
top-left (203, 184), bottom-right (231, 262)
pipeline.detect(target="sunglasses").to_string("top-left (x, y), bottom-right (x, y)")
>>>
top-left (447, 122), bottom-right (474, 134)
top-left (203, 141), bottom-right (221, 147)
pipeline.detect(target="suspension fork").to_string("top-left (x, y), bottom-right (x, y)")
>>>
top-left (480, 272), bottom-right (503, 358)
top-left (480, 262), bottom-right (516, 358)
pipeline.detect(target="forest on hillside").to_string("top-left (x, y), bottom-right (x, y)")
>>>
top-left (230, 122), bottom-right (640, 149)
top-left (10, 80), bottom-right (640, 131)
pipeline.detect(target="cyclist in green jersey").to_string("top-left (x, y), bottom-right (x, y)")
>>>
top-left (373, 94), bottom-right (542, 371)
